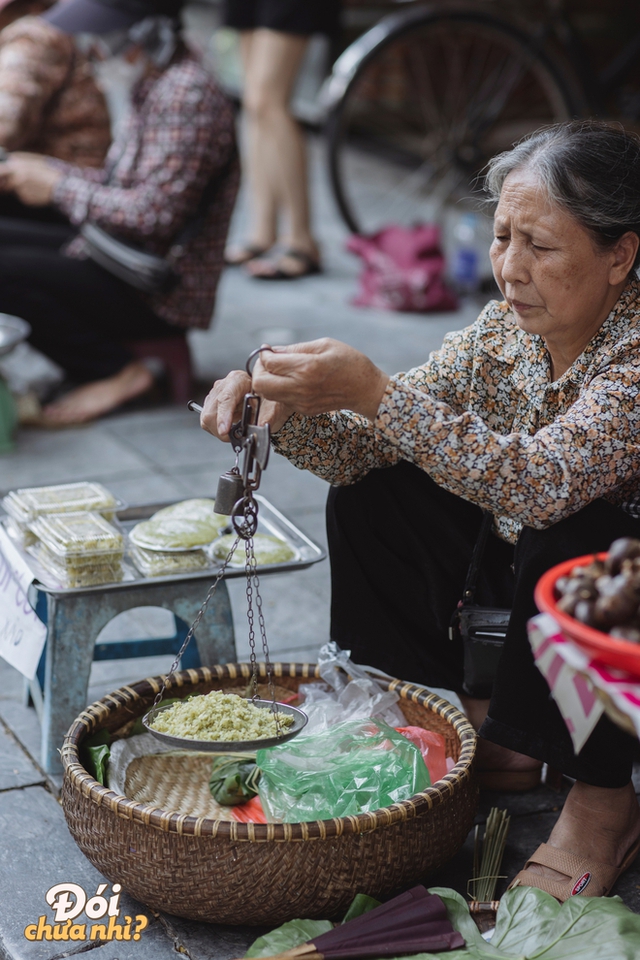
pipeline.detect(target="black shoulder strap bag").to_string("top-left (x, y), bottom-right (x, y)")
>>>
top-left (449, 512), bottom-right (512, 698)
top-left (80, 148), bottom-right (237, 295)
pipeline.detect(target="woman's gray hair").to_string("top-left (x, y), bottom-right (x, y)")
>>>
top-left (484, 120), bottom-right (640, 268)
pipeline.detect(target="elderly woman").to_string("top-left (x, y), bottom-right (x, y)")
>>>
top-left (201, 120), bottom-right (640, 901)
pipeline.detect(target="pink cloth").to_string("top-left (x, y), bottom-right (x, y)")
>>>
top-left (347, 225), bottom-right (457, 313)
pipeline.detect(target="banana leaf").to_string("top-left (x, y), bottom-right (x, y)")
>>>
top-left (244, 886), bottom-right (640, 960)
top-left (82, 729), bottom-right (111, 785)
top-left (209, 757), bottom-right (260, 805)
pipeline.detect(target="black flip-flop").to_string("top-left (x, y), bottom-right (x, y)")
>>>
top-left (250, 248), bottom-right (322, 280)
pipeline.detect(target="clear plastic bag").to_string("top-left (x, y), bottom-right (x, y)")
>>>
top-left (298, 642), bottom-right (406, 734)
top-left (256, 718), bottom-right (431, 822)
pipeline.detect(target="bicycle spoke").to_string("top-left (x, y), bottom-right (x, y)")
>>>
top-left (466, 51), bottom-right (528, 139)
top-left (328, 13), bottom-right (575, 234)
top-left (405, 40), bottom-right (444, 131)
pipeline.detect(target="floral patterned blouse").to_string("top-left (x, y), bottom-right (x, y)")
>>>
top-left (273, 276), bottom-right (640, 544)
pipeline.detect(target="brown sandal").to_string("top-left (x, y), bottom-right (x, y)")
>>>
top-left (508, 836), bottom-right (640, 901)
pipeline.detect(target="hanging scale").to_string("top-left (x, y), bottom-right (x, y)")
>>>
top-left (143, 347), bottom-right (307, 751)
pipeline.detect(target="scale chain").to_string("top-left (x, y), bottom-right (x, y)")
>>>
top-left (149, 535), bottom-right (241, 710)
top-left (244, 536), bottom-right (281, 734)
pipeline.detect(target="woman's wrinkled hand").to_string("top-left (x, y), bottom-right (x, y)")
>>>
top-left (200, 339), bottom-right (389, 443)
top-left (253, 339), bottom-right (390, 421)
top-left (200, 370), bottom-right (293, 441)
top-left (0, 153), bottom-right (62, 206)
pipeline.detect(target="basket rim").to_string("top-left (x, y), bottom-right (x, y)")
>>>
top-left (61, 662), bottom-right (477, 842)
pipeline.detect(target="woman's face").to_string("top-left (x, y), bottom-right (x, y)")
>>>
top-left (490, 167), bottom-right (633, 350)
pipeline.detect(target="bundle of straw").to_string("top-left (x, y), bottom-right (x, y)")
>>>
top-left (235, 886), bottom-right (464, 960)
top-left (468, 807), bottom-right (510, 904)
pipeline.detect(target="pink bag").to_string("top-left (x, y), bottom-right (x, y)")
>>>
top-left (347, 224), bottom-right (458, 313)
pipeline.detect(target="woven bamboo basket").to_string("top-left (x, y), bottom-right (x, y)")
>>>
top-left (61, 663), bottom-right (478, 925)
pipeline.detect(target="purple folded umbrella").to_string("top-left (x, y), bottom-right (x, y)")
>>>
top-left (248, 886), bottom-right (465, 960)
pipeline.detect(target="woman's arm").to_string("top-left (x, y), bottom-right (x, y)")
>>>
top-left (52, 61), bottom-right (234, 243)
top-left (0, 19), bottom-right (73, 151)
top-left (375, 336), bottom-right (640, 529)
top-left (202, 324), bottom-right (479, 485)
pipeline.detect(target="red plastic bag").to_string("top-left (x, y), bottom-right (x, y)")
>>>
top-left (231, 795), bottom-right (267, 823)
top-left (396, 726), bottom-right (448, 784)
top-left (347, 224), bottom-right (458, 313)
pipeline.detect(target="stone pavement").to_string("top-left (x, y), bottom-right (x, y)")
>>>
top-left (1, 123), bottom-right (640, 960)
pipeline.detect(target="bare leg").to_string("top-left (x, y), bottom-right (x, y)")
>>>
top-left (523, 780), bottom-right (640, 888)
top-left (225, 30), bottom-right (279, 263)
top-left (40, 361), bottom-right (153, 425)
top-left (241, 29), bottom-right (320, 277)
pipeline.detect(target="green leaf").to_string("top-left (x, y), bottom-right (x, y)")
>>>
top-left (84, 745), bottom-right (110, 784)
top-left (209, 758), bottom-right (259, 805)
top-left (342, 894), bottom-right (381, 923)
top-left (82, 729), bottom-right (111, 784)
top-left (244, 886), bottom-right (640, 960)
top-left (244, 919), bottom-right (333, 958)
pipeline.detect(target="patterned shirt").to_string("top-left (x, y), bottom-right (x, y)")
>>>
top-left (273, 276), bottom-right (640, 544)
top-left (52, 45), bottom-right (239, 330)
top-left (0, 17), bottom-right (110, 166)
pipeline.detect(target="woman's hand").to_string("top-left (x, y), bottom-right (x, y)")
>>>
top-left (200, 370), bottom-right (293, 441)
top-left (0, 153), bottom-right (62, 206)
top-left (200, 339), bottom-right (389, 442)
top-left (253, 339), bottom-right (390, 420)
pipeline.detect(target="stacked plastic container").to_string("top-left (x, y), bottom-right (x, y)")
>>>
top-left (28, 511), bottom-right (124, 588)
top-left (2, 482), bottom-right (123, 588)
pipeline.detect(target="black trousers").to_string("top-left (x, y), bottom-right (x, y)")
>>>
top-left (0, 215), bottom-right (176, 382)
top-left (327, 461), bottom-right (640, 787)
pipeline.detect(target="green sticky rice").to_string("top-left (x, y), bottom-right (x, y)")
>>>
top-left (150, 690), bottom-right (294, 742)
top-left (213, 533), bottom-right (296, 565)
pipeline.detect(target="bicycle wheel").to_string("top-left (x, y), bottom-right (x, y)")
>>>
top-left (325, 7), bottom-right (583, 235)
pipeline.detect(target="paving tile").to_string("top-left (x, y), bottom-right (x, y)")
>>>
top-left (97, 608), bottom-right (177, 643)
top-left (0, 722), bottom-right (45, 791)
top-left (0, 699), bottom-right (60, 795)
top-left (156, 914), bottom-right (261, 960)
top-left (101, 473), bottom-right (185, 508)
top-left (0, 428), bottom-right (149, 494)
top-left (102, 412), bottom-right (226, 472)
top-left (0, 655), bottom-right (24, 703)
top-left (0, 785), bottom-right (175, 960)
top-left (226, 557), bottom-right (331, 662)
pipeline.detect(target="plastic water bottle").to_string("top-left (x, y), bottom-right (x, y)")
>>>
top-left (451, 212), bottom-right (481, 296)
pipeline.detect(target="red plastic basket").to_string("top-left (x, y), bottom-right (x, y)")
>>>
top-left (534, 553), bottom-right (640, 676)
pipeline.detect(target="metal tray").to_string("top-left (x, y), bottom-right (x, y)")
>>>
top-left (0, 495), bottom-right (325, 597)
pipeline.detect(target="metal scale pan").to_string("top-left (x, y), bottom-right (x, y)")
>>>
top-left (142, 697), bottom-right (308, 752)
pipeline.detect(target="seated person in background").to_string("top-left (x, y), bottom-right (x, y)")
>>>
top-left (0, 0), bottom-right (111, 220)
top-left (0, 0), bottom-right (239, 425)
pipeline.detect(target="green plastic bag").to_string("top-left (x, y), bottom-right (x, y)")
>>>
top-left (256, 718), bottom-right (430, 822)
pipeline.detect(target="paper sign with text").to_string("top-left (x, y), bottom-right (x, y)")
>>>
top-left (0, 525), bottom-right (46, 679)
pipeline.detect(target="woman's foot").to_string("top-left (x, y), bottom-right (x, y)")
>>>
top-left (511, 780), bottom-right (640, 898)
top-left (224, 242), bottom-right (272, 266)
top-left (40, 362), bottom-right (154, 426)
top-left (460, 696), bottom-right (542, 790)
top-left (475, 737), bottom-right (543, 791)
top-left (246, 246), bottom-right (321, 280)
